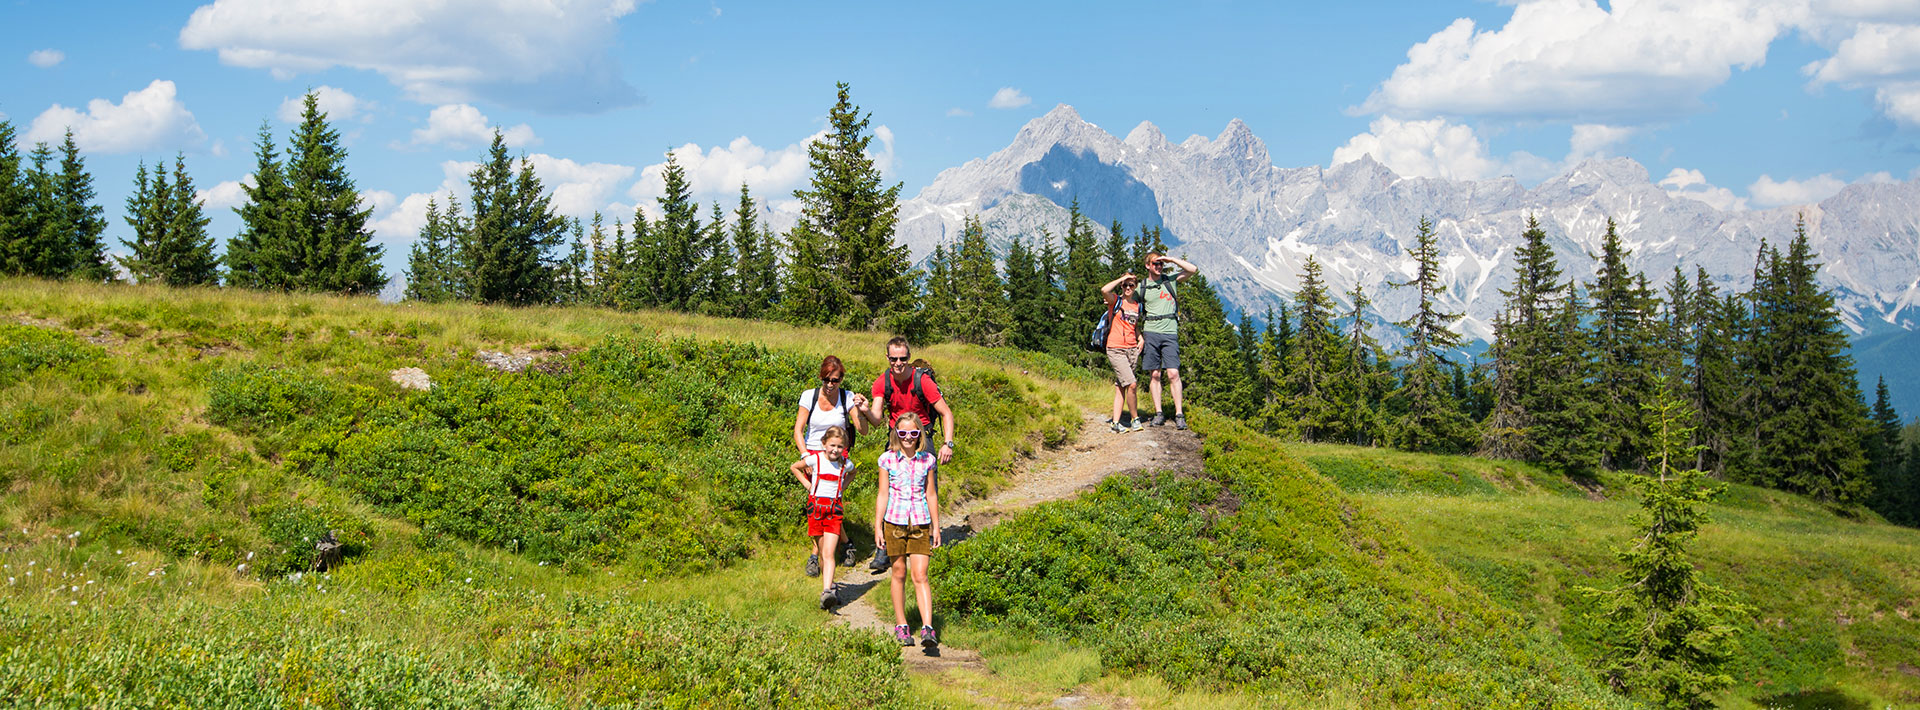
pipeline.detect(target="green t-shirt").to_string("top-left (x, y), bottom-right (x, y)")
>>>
top-left (1137, 275), bottom-right (1179, 335)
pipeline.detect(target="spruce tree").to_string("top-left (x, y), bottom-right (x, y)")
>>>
top-left (1865, 378), bottom-right (1907, 524)
top-left (12, 142), bottom-right (62, 277)
top-left (1105, 218), bottom-right (1129, 275)
top-left (729, 184), bottom-right (777, 317)
top-left (781, 83), bottom-right (908, 329)
top-left (1270, 256), bottom-right (1343, 440)
top-left (605, 219), bottom-right (635, 309)
top-left (1037, 230), bottom-right (1074, 358)
top-left (54, 131), bottom-right (110, 281)
top-left (283, 92), bottom-right (384, 294)
top-left (951, 215), bottom-right (1009, 346)
top-left (641, 152), bottom-right (699, 310)
top-left (1588, 218), bottom-right (1657, 470)
top-left (118, 156), bottom-right (218, 286)
top-left (560, 218), bottom-right (592, 306)
top-left (0, 121), bottom-right (29, 276)
top-left (691, 201), bottom-right (732, 314)
top-left (1481, 216), bottom-right (1568, 462)
top-left (1179, 273), bottom-right (1256, 420)
top-left (920, 241), bottom-right (959, 341)
top-left (1386, 217), bottom-right (1477, 453)
top-left (1686, 270), bottom-right (1739, 476)
top-left (1060, 200), bottom-right (1108, 368)
top-left (1535, 285), bottom-right (1604, 476)
top-left (1002, 236), bottom-right (1053, 353)
top-left (226, 122), bottom-right (290, 288)
top-left (461, 132), bottom-right (566, 305)
top-left (403, 198), bottom-right (453, 302)
top-left (1338, 284), bottom-right (1389, 446)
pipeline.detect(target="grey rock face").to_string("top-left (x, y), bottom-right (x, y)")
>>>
top-left (897, 105), bottom-right (1920, 341)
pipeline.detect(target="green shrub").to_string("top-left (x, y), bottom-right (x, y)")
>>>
top-left (0, 324), bottom-right (103, 387)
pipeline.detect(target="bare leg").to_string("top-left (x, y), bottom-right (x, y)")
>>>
top-left (1110, 385), bottom-right (1124, 424)
top-left (1168, 368), bottom-right (1184, 416)
top-left (1123, 382), bottom-right (1139, 422)
top-left (890, 558), bottom-right (910, 626)
top-left (1148, 370), bottom-right (1164, 417)
top-left (909, 554), bottom-right (933, 629)
top-left (817, 532), bottom-right (839, 592)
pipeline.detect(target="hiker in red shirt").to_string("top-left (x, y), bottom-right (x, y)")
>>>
top-left (863, 336), bottom-right (956, 464)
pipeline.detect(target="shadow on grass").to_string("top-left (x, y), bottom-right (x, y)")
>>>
top-left (1755, 688), bottom-right (1872, 710)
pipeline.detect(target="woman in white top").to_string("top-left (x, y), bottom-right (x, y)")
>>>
top-left (792, 355), bottom-right (868, 577)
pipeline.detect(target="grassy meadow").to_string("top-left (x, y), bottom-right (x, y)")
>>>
top-left (3, 276), bottom-right (1917, 708)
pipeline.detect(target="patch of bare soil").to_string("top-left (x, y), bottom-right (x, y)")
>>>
top-left (827, 410), bottom-right (1205, 680)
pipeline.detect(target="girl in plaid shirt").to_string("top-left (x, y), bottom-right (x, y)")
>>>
top-left (873, 412), bottom-right (942, 648)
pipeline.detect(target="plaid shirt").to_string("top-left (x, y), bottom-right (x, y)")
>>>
top-left (878, 450), bottom-right (936, 525)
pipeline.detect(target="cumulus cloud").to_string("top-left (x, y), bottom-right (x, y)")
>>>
top-left (1803, 21), bottom-right (1920, 126)
top-left (628, 134), bottom-right (821, 207)
top-left (1659, 168), bottom-right (1750, 211)
top-left (1566, 124), bottom-right (1636, 162)
top-left (988, 87), bottom-right (1031, 109)
top-left (947, 107), bottom-right (972, 117)
top-left (28, 49), bottom-right (64, 68)
top-left (1361, 0), bottom-right (1804, 122)
top-left (525, 154), bottom-right (634, 219)
top-left (198, 175), bottom-right (255, 211)
top-left (365, 190), bottom-right (444, 242)
top-left (276, 85), bottom-right (368, 123)
top-left (404, 104), bottom-right (538, 150)
top-left (369, 152), bottom-right (630, 239)
top-left (25, 79), bottom-right (207, 154)
top-left (1330, 116), bottom-right (1552, 181)
top-left (178, 0), bottom-right (641, 113)
top-left (1749, 173), bottom-right (1850, 207)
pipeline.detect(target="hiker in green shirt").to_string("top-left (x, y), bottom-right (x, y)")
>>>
top-left (1137, 252), bottom-right (1198, 430)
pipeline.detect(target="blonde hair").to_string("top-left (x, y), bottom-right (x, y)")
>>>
top-left (820, 425), bottom-right (847, 447)
top-left (889, 412), bottom-right (925, 455)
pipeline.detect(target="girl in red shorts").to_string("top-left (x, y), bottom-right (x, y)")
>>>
top-left (790, 426), bottom-right (853, 609)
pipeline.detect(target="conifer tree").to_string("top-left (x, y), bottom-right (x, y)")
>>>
top-left (1038, 230), bottom-right (1074, 358)
top-left (403, 197), bottom-right (460, 303)
top-left (1481, 216), bottom-right (1568, 461)
top-left (692, 201), bottom-right (732, 314)
top-left (54, 131), bottom-right (111, 281)
top-left (1583, 377), bottom-right (1747, 709)
top-left (585, 213), bottom-right (612, 308)
top-left (781, 83), bottom-right (908, 328)
top-left (614, 212), bottom-right (652, 310)
top-left (1179, 273), bottom-right (1256, 420)
top-left (1589, 218), bottom-right (1657, 470)
top-left (643, 152), bottom-right (700, 310)
top-left (1386, 217), bottom-right (1477, 453)
top-left (1338, 284), bottom-right (1390, 446)
top-left (282, 92), bottom-right (385, 294)
top-left (1270, 256), bottom-right (1343, 440)
top-left (0, 121), bottom-right (35, 278)
top-left (461, 132), bottom-right (566, 305)
top-left (1060, 200), bottom-right (1108, 367)
top-left (1105, 218), bottom-right (1129, 275)
top-left (1685, 270), bottom-right (1739, 476)
top-left (560, 218), bottom-right (593, 306)
top-left (951, 216), bottom-right (1009, 346)
top-left (1130, 224), bottom-right (1159, 269)
top-left (225, 122), bottom-right (293, 289)
top-left (119, 156), bottom-right (218, 286)
top-left (1536, 285), bottom-right (1604, 475)
top-left (1237, 312), bottom-right (1263, 412)
top-left (1747, 219), bottom-right (1871, 501)
top-left (920, 241), bottom-right (959, 340)
top-left (1865, 378), bottom-right (1907, 524)
top-left (729, 184), bottom-right (778, 316)
top-left (10, 142), bottom-right (63, 277)
top-left (605, 219), bottom-right (634, 309)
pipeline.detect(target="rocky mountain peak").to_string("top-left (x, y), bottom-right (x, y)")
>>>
top-left (1124, 121), bottom-right (1169, 151)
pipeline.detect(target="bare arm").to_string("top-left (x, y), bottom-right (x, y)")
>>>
top-left (873, 459), bottom-right (889, 549)
top-left (790, 458), bottom-right (813, 493)
top-left (1101, 273), bottom-right (1135, 306)
top-left (927, 465), bottom-right (942, 548)
top-left (1166, 256), bottom-right (1199, 282)
top-left (934, 398), bottom-right (957, 465)
top-left (792, 405), bottom-right (810, 453)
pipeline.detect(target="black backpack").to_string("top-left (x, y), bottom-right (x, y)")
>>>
top-left (882, 361), bottom-right (942, 428)
top-left (801, 387), bottom-right (857, 450)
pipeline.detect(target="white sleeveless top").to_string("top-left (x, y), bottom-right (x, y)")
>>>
top-left (798, 387), bottom-right (851, 451)
top-left (808, 452), bottom-right (851, 498)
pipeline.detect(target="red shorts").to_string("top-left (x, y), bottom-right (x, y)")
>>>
top-left (807, 496), bottom-right (843, 537)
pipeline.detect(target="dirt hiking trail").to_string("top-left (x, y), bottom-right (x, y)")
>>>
top-left (827, 409), bottom-right (1203, 678)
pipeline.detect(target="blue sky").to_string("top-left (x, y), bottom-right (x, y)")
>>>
top-left (4, 0), bottom-right (1919, 280)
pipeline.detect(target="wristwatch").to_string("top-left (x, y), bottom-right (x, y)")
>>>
top-left (942, 440), bottom-right (955, 451)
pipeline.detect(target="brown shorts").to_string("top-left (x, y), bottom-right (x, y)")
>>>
top-left (882, 521), bottom-right (934, 557)
top-left (1107, 346), bottom-right (1141, 387)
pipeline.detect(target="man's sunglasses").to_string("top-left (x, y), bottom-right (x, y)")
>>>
top-left (895, 430), bottom-right (922, 439)
top-left (887, 356), bottom-right (911, 363)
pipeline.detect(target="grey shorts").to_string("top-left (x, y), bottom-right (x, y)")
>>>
top-left (1107, 346), bottom-right (1141, 387)
top-left (1141, 331), bottom-right (1180, 371)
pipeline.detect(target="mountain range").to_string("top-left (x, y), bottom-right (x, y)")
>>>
top-left (892, 104), bottom-right (1920, 412)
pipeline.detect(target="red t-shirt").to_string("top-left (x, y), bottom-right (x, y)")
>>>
top-left (871, 370), bottom-right (943, 427)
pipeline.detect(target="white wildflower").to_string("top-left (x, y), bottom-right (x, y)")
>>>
top-left (246, 552), bottom-right (254, 561)
top-left (237, 564), bottom-right (248, 573)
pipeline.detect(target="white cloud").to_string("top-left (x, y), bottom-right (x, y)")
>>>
top-left (404, 104), bottom-right (538, 150)
top-left (1749, 173), bottom-right (1850, 207)
top-left (525, 154), bottom-right (635, 220)
top-left (276, 85), bottom-right (368, 123)
top-left (28, 49), bottom-right (64, 68)
top-left (25, 79), bottom-right (207, 154)
top-left (1362, 0), bottom-right (1805, 122)
top-left (988, 87), bottom-right (1031, 110)
top-left (198, 175), bottom-right (255, 211)
top-left (178, 0), bottom-right (641, 112)
top-left (947, 107), bottom-right (972, 117)
top-left (365, 190), bottom-right (442, 242)
top-left (1566, 124), bottom-right (1636, 162)
top-left (1659, 168), bottom-right (1750, 211)
top-left (1331, 116), bottom-right (1552, 181)
top-left (627, 133), bottom-right (825, 208)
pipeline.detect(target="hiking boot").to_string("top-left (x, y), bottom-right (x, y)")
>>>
top-left (1152, 413), bottom-right (1167, 427)
top-left (920, 625), bottom-right (939, 648)
top-left (841, 544), bottom-right (859, 567)
top-left (1175, 415), bottom-right (1187, 430)
top-left (868, 548), bottom-right (891, 574)
top-left (819, 587), bottom-right (837, 610)
top-left (894, 625), bottom-right (914, 646)
top-left (1129, 419), bottom-right (1148, 433)
top-left (805, 553), bottom-right (820, 577)
top-left (1109, 421), bottom-right (1125, 434)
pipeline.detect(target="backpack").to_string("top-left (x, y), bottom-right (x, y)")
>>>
top-left (1087, 297), bottom-right (1121, 353)
top-left (1141, 277), bottom-right (1180, 324)
top-left (882, 360), bottom-right (943, 428)
top-left (801, 387), bottom-right (856, 450)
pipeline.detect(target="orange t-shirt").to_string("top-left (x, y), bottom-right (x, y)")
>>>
top-left (1105, 298), bottom-right (1142, 350)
